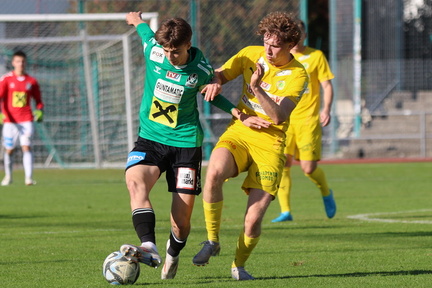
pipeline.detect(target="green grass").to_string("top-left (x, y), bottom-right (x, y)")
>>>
top-left (1, 162), bottom-right (432, 287)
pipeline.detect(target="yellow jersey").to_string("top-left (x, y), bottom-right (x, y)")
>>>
top-left (221, 46), bottom-right (308, 140)
top-left (291, 46), bottom-right (334, 121)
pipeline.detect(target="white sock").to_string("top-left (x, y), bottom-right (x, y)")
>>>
top-left (23, 151), bottom-right (33, 179)
top-left (141, 241), bottom-right (158, 252)
top-left (4, 152), bottom-right (12, 178)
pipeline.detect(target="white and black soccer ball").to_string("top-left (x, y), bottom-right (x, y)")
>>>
top-left (102, 251), bottom-right (140, 285)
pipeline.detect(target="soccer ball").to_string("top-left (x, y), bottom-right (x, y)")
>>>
top-left (102, 251), bottom-right (140, 285)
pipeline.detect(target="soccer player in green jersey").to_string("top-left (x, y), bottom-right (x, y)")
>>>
top-left (120, 11), bottom-right (248, 280)
top-left (192, 12), bottom-right (308, 280)
top-left (272, 20), bottom-right (336, 222)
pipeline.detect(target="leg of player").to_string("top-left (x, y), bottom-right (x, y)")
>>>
top-left (301, 160), bottom-right (336, 219)
top-left (1, 149), bottom-right (13, 186)
top-left (193, 147), bottom-right (237, 266)
top-left (2, 123), bottom-right (16, 186)
top-left (22, 145), bottom-right (36, 185)
top-left (272, 154), bottom-right (294, 222)
top-left (121, 164), bottom-right (163, 268)
top-left (161, 192), bottom-right (195, 279)
top-left (19, 122), bottom-right (36, 185)
top-left (231, 188), bottom-right (273, 280)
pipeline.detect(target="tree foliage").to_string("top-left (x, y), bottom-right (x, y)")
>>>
top-left (69, 0), bottom-right (300, 65)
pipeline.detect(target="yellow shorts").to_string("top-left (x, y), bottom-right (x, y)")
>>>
top-left (215, 126), bottom-right (286, 197)
top-left (284, 118), bottom-right (322, 161)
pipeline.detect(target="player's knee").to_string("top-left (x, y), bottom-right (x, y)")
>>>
top-left (4, 149), bottom-right (14, 155)
top-left (283, 158), bottom-right (293, 169)
top-left (303, 167), bottom-right (315, 174)
top-left (301, 162), bottom-right (317, 174)
top-left (22, 146), bottom-right (31, 152)
top-left (205, 168), bottom-right (226, 185)
top-left (126, 178), bottom-right (147, 198)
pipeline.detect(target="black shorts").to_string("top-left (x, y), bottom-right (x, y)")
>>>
top-left (125, 137), bottom-right (202, 195)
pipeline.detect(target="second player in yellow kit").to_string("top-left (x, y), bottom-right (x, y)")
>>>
top-left (272, 20), bottom-right (337, 222)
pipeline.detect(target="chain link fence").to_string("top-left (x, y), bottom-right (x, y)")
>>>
top-left (0, 0), bottom-right (431, 167)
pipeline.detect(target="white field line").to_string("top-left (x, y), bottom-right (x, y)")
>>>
top-left (17, 228), bottom-right (132, 235)
top-left (15, 226), bottom-right (238, 235)
top-left (14, 210), bottom-right (432, 236)
top-left (347, 209), bottom-right (432, 224)
top-left (14, 223), bottom-right (255, 236)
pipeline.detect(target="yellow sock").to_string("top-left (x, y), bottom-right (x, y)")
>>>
top-left (276, 167), bottom-right (291, 212)
top-left (305, 167), bottom-right (330, 197)
top-left (232, 232), bottom-right (260, 268)
top-left (203, 200), bottom-right (223, 242)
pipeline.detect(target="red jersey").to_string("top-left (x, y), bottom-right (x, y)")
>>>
top-left (0, 71), bottom-right (44, 123)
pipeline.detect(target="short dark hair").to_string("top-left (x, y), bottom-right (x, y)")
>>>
top-left (155, 18), bottom-right (192, 48)
top-left (13, 50), bottom-right (27, 59)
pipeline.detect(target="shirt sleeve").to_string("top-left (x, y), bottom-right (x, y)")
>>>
top-left (136, 22), bottom-right (155, 44)
top-left (0, 77), bottom-right (6, 100)
top-left (208, 94), bottom-right (236, 114)
top-left (32, 80), bottom-right (44, 110)
top-left (220, 47), bottom-right (251, 81)
top-left (316, 51), bottom-right (334, 83)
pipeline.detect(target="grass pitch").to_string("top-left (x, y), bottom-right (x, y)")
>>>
top-left (1, 162), bottom-right (432, 287)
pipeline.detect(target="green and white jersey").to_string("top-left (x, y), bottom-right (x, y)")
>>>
top-left (135, 23), bottom-right (214, 148)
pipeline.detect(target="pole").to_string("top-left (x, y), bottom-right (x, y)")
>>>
top-left (190, 0), bottom-right (212, 160)
top-left (329, 0), bottom-right (339, 156)
top-left (353, 0), bottom-right (362, 137)
top-left (123, 33), bottom-right (135, 153)
top-left (299, 0), bottom-right (308, 46)
top-left (79, 0), bottom-right (102, 167)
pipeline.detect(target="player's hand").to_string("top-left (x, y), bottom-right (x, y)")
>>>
top-left (0, 113), bottom-right (4, 125)
top-left (238, 114), bottom-right (271, 130)
top-left (200, 83), bottom-right (222, 102)
top-left (250, 63), bottom-right (265, 90)
top-left (33, 110), bottom-right (44, 122)
top-left (320, 110), bottom-right (331, 127)
top-left (126, 11), bottom-right (144, 27)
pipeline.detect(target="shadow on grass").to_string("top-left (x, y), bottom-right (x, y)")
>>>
top-left (300, 231), bottom-right (432, 238)
top-left (375, 231), bottom-right (432, 237)
top-left (264, 225), bottom-right (341, 230)
top-left (257, 269), bottom-right (432, 280)
top-left (131, 270), bottom-right (432, 286)
top-left (0, 214), bottom-right (48, 219)
top-left (0, 259), bottom-right (70, 265)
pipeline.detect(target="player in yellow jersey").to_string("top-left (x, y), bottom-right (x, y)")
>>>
top-left (272, 20), bottom-right (336, 222)
top-left (192, 12), bottom-right (308, 280)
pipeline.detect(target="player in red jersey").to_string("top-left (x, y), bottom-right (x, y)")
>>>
top-left (0, 51), bottom-right (44, 186)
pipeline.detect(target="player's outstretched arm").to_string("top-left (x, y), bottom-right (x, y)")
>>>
top-left (126, 11), bottom-right (145, 27)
